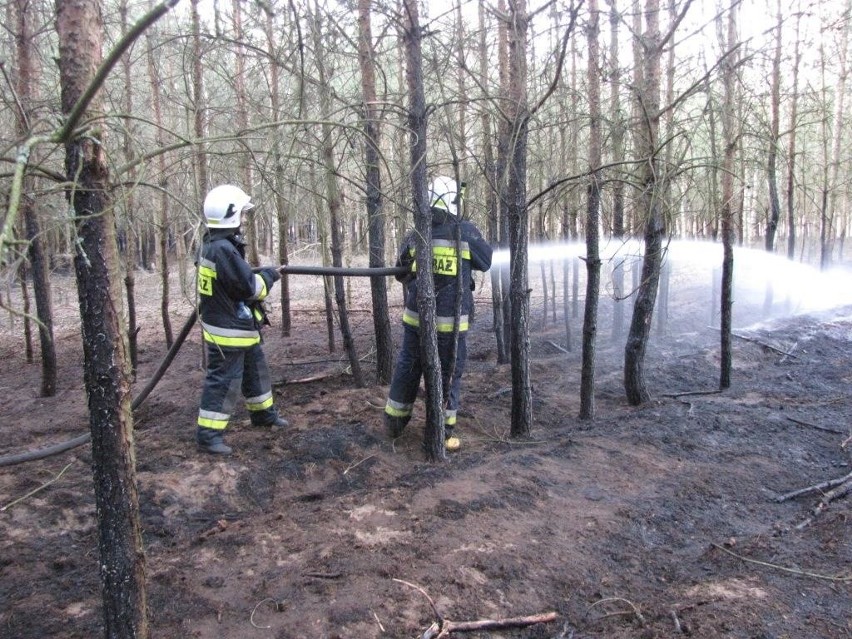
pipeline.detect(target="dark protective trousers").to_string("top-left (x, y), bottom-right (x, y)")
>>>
top-left (385, 325), bottom-right (467, 432)
top-left (197, 342), bottom-right (278, 431)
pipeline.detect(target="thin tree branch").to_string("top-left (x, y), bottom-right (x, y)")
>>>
top-left (54, 0), bottom-right (180, 143)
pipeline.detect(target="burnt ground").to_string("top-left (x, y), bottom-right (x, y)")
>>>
top-left (0, 266), bottom-right (850, 639)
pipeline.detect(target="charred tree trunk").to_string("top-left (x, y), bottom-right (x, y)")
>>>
top-left (765, 2), bottom-right (782, 252)
top-left (580, 0), bottom-right (602, 420)
top-left (624, 0), bottom-right (663, 406)
top-left (56, 0), bottom-right (148, 636)
top-left (358, 0), bottom-right (393, 383)
top-left (506, 0), bottom-right (532, 438)
top-left (404, 0), bottom-right (444, 461)
top-left (497, 0), bottom-right (513, 355)
top-left (719, 0), bottom-right (739, 389)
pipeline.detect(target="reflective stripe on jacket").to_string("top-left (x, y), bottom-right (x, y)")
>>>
top-left (397, 209), bottom-right (492, 332)
top-left (197, 229), bottom-right (269, 347)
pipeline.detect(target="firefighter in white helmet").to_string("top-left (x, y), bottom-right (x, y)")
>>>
top-left (195, 184), bottom-right (287, 455)
top-left (384, 175), bottom-right (493, 451)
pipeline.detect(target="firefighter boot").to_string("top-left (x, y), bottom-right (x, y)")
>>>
top-left (196, 427), bottom-right (233, 455)
top-left (385, 413), bottom-right (409, 439)
top-left (445, 428), bottom-right (461, 452)
top-left (254, 412), bottom-right (288, 431)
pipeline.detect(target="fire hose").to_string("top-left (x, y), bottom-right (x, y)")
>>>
top-left (0, 264), bottom-right (407, 467)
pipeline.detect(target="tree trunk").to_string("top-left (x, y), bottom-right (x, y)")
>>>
top-left (479, 0), bottom-right (507, 364)
top-left (404, 0), bottom-right (445, 461)
top-left (313, 1), bottom-right (364, 386)
top-left (609, 0), bottom-right (626, 343)
top-left (18, 261), bottom-right (34, 362)
top-left (507, 0), bottom-right (532, 438)
top-left (56, 0), bottom-right (147, 636)
top-left (624, 0), bottom-right (663, 406)
top-left (232, 0), bottom-right (258, 264)
top-left (497, 0), bottom-right (513, 354)
top-left (823, 0), bottom-right (851, 269)
top-left (145, 0), bottom-right (173, 347)
top-left (358, 0), bottom-right (393, 383)
top-left (262, 6), bottom-right (292, 335)
top-left (15, 0), bottom-right (56, 396)
top-left (119, 1), bottom-right (140, 373)
top-left (765, 1), bottom-right (782, 252)
top-left (580, 0), bottom-right (602, 421)
top-left (786, 9), bottom-right (802, 260)
top-left (191, 0), bottom-right (208, 199)
top-left (719, 0), bottom-right (739, 389)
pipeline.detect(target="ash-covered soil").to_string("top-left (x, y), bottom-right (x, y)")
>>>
top-left (0, 267), bottom-right (849, 638)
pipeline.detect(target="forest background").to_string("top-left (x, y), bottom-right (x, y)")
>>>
top-left (1, 0), bottom-right (851, 637)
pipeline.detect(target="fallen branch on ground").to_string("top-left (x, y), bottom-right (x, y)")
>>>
top-left (393, 578), bottom-right (558, 639)
top-left (775, 470), bottom-right (852, 503)
top-left (710, 543), bottom-right (852, 582)
top-left (419, 612), bottom-right (559, 639)
top-left (585, 596), bottom-right (645, 626)
top-left (0, 461), bottom-right (76, 511)
top-left (662, 389), bottom-right (722, 398)
top-left (794, 473), bottom-right (852, 530)
top-left (730, 332), bottom-right (798, 358)
top-left (785, 417), bottom-right (845, 435)
top-left (546, 340), bottom-right (570, 354)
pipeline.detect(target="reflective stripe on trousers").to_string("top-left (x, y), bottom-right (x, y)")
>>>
top-left (384, 325), bottom-right (467, 431)
top-left (198, 342), bottom-right (277, 430)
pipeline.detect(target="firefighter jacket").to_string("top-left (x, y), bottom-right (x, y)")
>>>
top-left (397, 208), bottom-right (493, 332)
top-left (196, 229), bottom-right (274, 348)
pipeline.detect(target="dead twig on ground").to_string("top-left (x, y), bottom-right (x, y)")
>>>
top-left (343, 455), bottom-right (375, 475)
top-left (710, 543), bottom-right (852, 582)
top-left (774, 470), bottom-right (852, 502)
top-left (1, 461), bottom-right (75, 511)
top-left (670, 609), bottom-right (684, 634)
top-left (662, 389), bottom-right (722, 398)
top-left (420, 612), bottom-right (559, 638)
top-left (585, 597), bottom-right (645, 626)
top-left (394, 578), bottom-right (558, 638)
top-left (546, 340), bottom-right (570, 354)
top-left (785, 417), bottom-right (845, 435)
top-left (274, 371), bottom-right (343, 385)
top-left (778, 341), bottom-right (798, 363)
top-left (249, 598), bottom-right (279, 629)
top-left (371, 609), bottom-right (385, 632)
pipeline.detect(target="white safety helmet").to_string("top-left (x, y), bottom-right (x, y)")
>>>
top-left (203, 184), bottom-right (254, 228)
top-left (429, 175), bottom-right (459, 216)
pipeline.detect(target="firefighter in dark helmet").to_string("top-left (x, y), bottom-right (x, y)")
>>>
top-left (195, 184), bottom-right (287, 455)
top-left (384, 176), bottom-right (493, 451)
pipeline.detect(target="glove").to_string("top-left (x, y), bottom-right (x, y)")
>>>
top-left (259, 267), bottom-right (281, 290)
top-left (250, 301), bottom-right (271, 327)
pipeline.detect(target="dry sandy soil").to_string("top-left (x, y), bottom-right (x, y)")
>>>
top-left (0, 258), bottom-right (850, 639)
